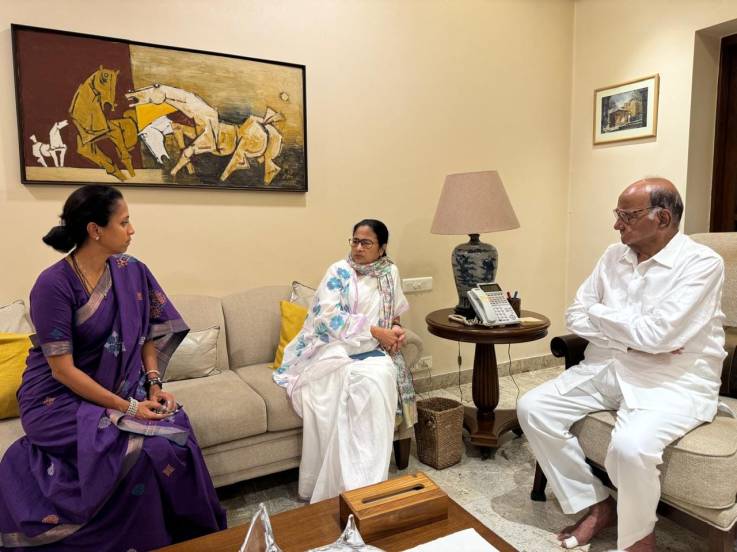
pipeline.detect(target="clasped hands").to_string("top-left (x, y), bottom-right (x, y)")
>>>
top-left (134, 388), bottom-right (178, 420)
top-left (371, 324), bottom-right (406, 354)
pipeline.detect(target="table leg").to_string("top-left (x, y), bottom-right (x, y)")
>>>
top-left (463, 342), bottom-right (520, 453)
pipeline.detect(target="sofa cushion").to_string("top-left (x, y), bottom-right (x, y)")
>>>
top-left (166, 371), bottom-right (267, 448)
top-left (170, 295), bottom-right (229, 373)
top-left (289, 281), bottom-right (316, 308)
top-left (0, 417), bottom-right (24, 459)
top-left (221, 286), bottom-right (290, 368)
top-left (0, 334), bottom-right (32, 419)
top-left (573, 396), bottom-right (737, 509)
top-left (234, 363), bottom-right (302, 432)
top-left (165, 326), bottom-right (220, 382)
top-left (0, 301), bottom-right (33, 334)
top-left (691, 232), bottom-right (737, 326)
top-left (273, 301), bottom-right (308, 369)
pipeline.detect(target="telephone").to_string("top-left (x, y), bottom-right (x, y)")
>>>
top-left (466, 283), bottom-right (520, 327)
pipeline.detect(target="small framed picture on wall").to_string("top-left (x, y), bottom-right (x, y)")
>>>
top-left (593, 74), bottom-right (659, 145)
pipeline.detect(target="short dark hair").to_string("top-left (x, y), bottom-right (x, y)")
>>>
top-left (42, 185), bottom-right (124, 253)
top-left (353, 219), bottom-right (389, 256)
top-left (650, 186), bottom-right (683, 226)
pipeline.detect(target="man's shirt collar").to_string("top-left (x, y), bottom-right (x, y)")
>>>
top-left (618, 232), bottom-right (686, 269)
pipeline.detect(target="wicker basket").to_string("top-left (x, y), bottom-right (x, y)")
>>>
top-left (415, 397), bottom-right (464, 469)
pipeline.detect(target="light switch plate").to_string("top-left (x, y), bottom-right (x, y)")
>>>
top-left (402, 277), bottom-right (433, 293)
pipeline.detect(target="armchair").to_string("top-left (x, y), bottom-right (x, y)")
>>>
top-left (530, 232), bottom-right (737, 552)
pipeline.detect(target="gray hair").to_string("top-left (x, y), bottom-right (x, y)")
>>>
top-left (649, 186), bottom-right (683, 226)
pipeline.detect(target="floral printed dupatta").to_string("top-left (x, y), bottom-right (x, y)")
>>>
top-left (274, 256), bottom-right (417, 430)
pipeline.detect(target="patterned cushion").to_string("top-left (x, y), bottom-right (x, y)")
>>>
top-left (573, 396), bottom-right (737, 509)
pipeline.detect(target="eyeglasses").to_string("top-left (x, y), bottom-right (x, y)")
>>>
top-left (613, 206), bottom-right (657, 225)
top-left (348, 238), bottom-right (376, 248)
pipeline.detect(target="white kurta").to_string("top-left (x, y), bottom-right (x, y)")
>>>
top-left (518, 233), bottom-right (726, 550)
top-left (295, 267), bottom-right (407, 502)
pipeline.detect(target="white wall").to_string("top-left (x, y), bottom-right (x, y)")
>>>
top-left (0, 0), bottom-right (575, 376)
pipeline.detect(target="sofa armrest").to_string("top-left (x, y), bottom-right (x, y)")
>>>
top-left (721, 326), bottom-right (737, 398)
top-left (550, 334), bottom-right (588, 370)
top-left (402, 328), bottom-right (423, 369)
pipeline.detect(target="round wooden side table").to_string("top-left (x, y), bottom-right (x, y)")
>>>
top-left (425, 308), bottom-right (550, 459)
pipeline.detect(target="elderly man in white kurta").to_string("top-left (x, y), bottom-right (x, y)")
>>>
top-left (517, 178), bottom-right (726, 552)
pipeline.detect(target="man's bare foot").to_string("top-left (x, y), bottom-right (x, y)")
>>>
top-left (557, 496), bottom-right (617, 548)
top-left (625, 531), bottom-right (655, 551)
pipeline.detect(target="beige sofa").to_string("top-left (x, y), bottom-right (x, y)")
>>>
top-left (0, 285), bottom-right (422, 489)
top-left (530, 233), bottom-right (737, 551)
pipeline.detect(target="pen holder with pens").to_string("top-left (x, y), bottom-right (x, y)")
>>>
top-left (507, 297), bottom-right (521, 317)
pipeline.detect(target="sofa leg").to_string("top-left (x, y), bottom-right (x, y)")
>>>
top-left (531, 462), bottom-right (547, 502)
top-left (393, 437), bottom-right (411, 470)
top-left (706, 524), bottom-right (735, 552)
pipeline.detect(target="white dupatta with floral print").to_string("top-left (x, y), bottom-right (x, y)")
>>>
top-left (273, 257), bottom-right (417, 429)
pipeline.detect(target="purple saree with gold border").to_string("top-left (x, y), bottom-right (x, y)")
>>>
top-left (0, 254), bottom-right (225, 551)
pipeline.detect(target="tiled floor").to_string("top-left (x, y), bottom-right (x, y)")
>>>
top-left (216, 366), bottom-right (706, 551)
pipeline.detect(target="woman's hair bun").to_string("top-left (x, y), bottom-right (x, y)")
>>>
top-left (42, 185), bottom-right (124, 253)
top-left (42, 224), bottom-right (76, 253)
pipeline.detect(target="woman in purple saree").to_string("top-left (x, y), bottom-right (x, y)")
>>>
top-left (0, 185), bottom-right (225, 551)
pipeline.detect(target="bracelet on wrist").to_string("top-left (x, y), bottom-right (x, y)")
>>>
top-left (144, 377), bottom-right (164, 393)
top-left (126, 398), bottom-right (139, 417)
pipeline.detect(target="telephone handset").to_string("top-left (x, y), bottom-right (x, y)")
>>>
top-left (466, 283), bottom-right (520, 327)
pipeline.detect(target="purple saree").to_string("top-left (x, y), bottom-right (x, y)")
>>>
top-left (0, 254), bottom-right (225, 551)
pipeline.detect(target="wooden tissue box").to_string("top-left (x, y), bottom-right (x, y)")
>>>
top-left (338, 471), bottom-right (448, 541)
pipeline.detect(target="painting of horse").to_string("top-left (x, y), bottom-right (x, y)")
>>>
top-left (11, 24), bottom-right (307, 192)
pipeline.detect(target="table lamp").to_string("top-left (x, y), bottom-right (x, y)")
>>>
top-left (430, 170), bottom-right (520, 316)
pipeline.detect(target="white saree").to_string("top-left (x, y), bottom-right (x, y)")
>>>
top-left (273, 258), bottom-right (410, 502)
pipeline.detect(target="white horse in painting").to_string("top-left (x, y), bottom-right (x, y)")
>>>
top-left (126, 83), bottom-right (284, 184)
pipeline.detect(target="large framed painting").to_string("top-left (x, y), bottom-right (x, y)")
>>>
top-left (593, 74), bottom-right (659, 145)
top-left (11, 24), bottom-right (307, 192)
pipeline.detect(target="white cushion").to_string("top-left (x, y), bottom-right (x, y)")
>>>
top-left (289, 281), bottom-right (315, 308)
top-left (0, 301), bottom-right (33, 334)
top-left (164, 326), bottom-right (220, 382)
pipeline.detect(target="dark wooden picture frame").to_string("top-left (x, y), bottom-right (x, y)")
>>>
top-left (11, 24), bottom-right (308, 192)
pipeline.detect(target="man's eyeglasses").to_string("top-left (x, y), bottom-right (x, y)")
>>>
top-left (348, 238), bottom-right (376, 248)
top-left (613, 206), bottom-right (657, 225)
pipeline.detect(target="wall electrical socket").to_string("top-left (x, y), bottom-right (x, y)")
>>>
top-left (417, 356), bottom-right (433, 370)
top-left (402, 277), bottom-right (433, 293)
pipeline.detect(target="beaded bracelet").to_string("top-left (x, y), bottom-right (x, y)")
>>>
top-left (144, 377), bottom-right (164, 392)
top-left (126, 398), bottom-right (139, 417)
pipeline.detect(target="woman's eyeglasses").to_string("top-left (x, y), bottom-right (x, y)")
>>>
top-left (348, 238), bottom-right (376, 248)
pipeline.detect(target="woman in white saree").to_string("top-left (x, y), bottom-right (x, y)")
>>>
top-left (273, 220), bottom-right (417, 502)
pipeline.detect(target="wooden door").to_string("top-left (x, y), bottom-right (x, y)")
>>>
top-left (712, 34), bottom-right (737, 231)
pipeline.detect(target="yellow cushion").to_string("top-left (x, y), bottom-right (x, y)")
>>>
top-left (0, 333), bottom-right (31, 419)
top-left (272, 301), bottom-right (308, 369)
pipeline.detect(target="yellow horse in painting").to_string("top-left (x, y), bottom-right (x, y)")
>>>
top-left (69, 67), bottom-right (138, 181)
top-left (125, 83), bottom-right (284, 184)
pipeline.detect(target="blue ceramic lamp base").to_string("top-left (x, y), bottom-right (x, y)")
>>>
top-left (452, 234), bottom-right (498, 317)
